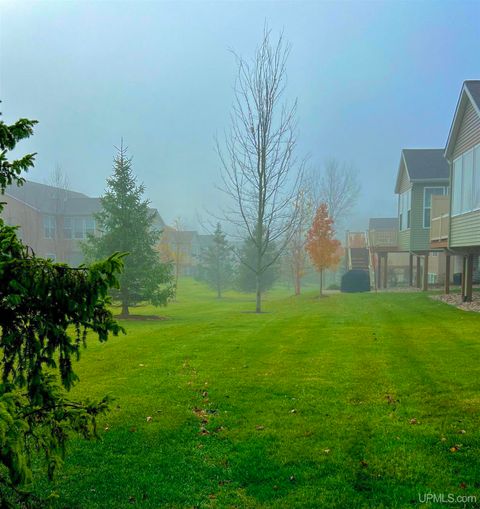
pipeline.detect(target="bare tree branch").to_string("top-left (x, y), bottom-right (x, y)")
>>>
top-left (309, 158), bottom-right (361, 229)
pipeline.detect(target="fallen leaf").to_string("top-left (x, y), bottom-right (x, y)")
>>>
top-left (409, 418), bottom-right (418, 425)
top-left (290, 409), bottom-right (297, 414)
top-left (255, 425), bottom-right (265, 431)
top-left (458, 429), bottom-right (466, 434)
top-left (146, 416), bottom-right (152, 423)
top-left (289, 475), bottom-right (296, 482)
top-left (324, 448), bottom-right (331, 454)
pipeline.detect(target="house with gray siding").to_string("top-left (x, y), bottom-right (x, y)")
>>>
top-left (394, 148), bottom-right (449, 289)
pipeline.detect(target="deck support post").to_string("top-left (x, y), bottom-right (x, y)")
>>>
top-left (445, 254), bottom-right (451, 295)
top-left (461, 256), bottom-right (467, 299)
top-left (465, 253), bottom-right (474, 302)
top-left (409, 254), bottom-right (413, 286)
top-left (416, 256), bottom-right (422, 288)
top-left (382, 253), bottom-right (388, 289)
top-left (422, 254), bottom-right (429, 291)
top-left (377, 255), bottom-right (382, 289)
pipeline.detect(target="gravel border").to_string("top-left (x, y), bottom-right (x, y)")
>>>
top-left (430, 293), bottom-right (480, 312)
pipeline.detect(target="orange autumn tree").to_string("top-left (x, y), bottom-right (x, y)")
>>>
top-left (305, 203), bottom-right (341, 296)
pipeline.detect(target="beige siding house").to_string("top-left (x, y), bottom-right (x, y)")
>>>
top-left (2, 180), bottom-right (165, 266)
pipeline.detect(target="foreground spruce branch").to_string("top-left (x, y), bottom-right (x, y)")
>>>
top-left (0, 110), bottom-right (125, 507)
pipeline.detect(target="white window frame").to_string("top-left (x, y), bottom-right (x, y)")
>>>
top-left (63, 216), bottom-right (72, 239)
top-left (398, 188), bottom-right (411, 231)
top-left (43, 215), bottom-right (56, 239)
top-left (423, 186), bottom-right (447, 228)
top-left (451, 142), bottom-right (480, 217)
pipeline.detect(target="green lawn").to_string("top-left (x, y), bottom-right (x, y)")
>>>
top-left (36, 280), bottom-right (480, 508)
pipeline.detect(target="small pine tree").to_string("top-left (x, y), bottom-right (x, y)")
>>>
top-left (305, 203), bottom-right (341, 296)
top-left (197, 223), bottom-right (233, 298)
top-left (84, 142), bottom-right (173, 315)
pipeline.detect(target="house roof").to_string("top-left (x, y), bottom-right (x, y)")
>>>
top-left (445, 80), bottom-right (480, 161)
top-left (5, 180), bottom-right (165, 225)
top-left (5, 180), bottom-right (88, 214)
top-left (394, 149), bottom-right (449, 193)
top-left (368, 218), bottom-right (398, 230)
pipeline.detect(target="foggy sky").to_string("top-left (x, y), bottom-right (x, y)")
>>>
top-left (1, 0), bottom-right (479, 232)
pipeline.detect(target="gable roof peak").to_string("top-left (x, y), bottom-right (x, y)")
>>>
top-left (445, 80), bottom-right (480, 161)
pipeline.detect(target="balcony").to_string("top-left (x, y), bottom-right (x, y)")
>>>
top-left (368, 229), bottom-right (398, 250)
top-left (430, 195), bottom-right (449, 247)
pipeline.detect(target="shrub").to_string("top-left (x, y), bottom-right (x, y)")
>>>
top-left (327, 283), bottom-right (340, 290)
top-left (341, 269), bottom-right (370, 293)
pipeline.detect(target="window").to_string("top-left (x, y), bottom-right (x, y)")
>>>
top-left (452, 158), bottom-right (462, 215)
top-left (43, 215), bottom-right (56, 239)
top-left (474, 146), bottom-right (480, 210)
top-left (423, 187), bottom-right (447, 228)
top-left (452, 142), bottom-right (480, 216)
top-left (85, 217), bottom-right (95, 237)
top-left (63, 216), bottom-right (72, 239)
top-left (70, 217), bottom-right (96, 239)
top-left (399, 189), bottom-right (411, 231)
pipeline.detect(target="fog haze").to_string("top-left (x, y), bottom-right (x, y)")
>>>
top-left (1, 0), bottom-right (479, 230)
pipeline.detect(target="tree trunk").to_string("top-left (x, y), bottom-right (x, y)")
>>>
top-left (255, 273), bottom-right (262, 313)
top-left (319, 269), bottom-right (323, 297)
top-left (121, 299), bottom-right (129, 316)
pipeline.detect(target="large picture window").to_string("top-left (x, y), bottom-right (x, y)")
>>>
top-left (399, 189), bottom-right (411, 231)
top-left (452, 142), bottom-right (480, 216)
top-left (423, 187), bottom-right (447, 228)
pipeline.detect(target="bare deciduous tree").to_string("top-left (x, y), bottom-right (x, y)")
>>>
top-left (310, 158), bottom-right (360, 229)
top-left (285, 187), bottom-right (313, 295)
top-left (47, 164), bottom-right (70, 261)
top-left (217, 27), bottom-right (304, 313)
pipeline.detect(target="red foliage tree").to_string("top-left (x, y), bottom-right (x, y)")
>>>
top-left (305, 203), bottom-right (341, 296)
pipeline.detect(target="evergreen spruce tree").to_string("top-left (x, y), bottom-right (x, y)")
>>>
top-left (236, 233), bottom-right (278, 294)
top-left (197, 223), bottom-right (233, 298)
top-left (84, 142), bottom-right (174, 316)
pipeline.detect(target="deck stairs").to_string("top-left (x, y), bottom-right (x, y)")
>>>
top-left (345, 231), bottom-right (376, 289)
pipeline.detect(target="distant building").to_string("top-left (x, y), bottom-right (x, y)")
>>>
top-left (158, 227), bottom-right (214, 276)
top-left (2, 180), bottom-right (165, 266)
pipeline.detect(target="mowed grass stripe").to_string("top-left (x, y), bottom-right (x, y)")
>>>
top-left (35, 280), bottom-right (480, 508)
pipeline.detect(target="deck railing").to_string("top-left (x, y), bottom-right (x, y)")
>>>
top-left (430, 195), bottom-right (449, 242)
top-left (368, 229), bottom-right (398, 248)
